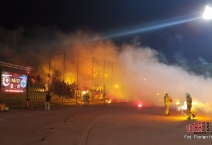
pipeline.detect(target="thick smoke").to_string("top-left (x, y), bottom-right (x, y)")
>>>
top-left (118, 44), bottom-right (212, 115)
top-left (41, 30), bottom-right (212, 115)
top-left (47, 30), bottom-right (212, 115)
top-left (1, 27), bottom-right (212, 116)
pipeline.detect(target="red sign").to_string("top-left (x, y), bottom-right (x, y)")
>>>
top-left (1, 71), bottom-right (28, 93)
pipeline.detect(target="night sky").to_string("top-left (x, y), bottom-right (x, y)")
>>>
top-left (1, 0), bottom-right (212, 63)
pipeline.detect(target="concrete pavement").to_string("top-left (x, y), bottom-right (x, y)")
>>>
top-left (0, 103), bottom-right (211, 145)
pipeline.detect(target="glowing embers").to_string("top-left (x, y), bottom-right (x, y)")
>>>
top-left (176, 101), bottom-right (187, 115)
top-left (175, 100), bottom-right (202, 116)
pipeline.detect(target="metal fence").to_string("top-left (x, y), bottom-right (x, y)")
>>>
top-left (0, 82), bottom-right (106, 109)
top-left (0, 26), bottom-right (118, 108)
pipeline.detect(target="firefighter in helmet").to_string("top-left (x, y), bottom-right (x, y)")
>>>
top-left (164, 92), bottom-right (172, 116)
top-left (185, 92), bottom-right (195, 119)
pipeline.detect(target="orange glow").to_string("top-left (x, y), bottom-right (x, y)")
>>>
top-left (93, 73), bottom-right (98, 77)
top-left (82, 91), bottom-right (86, 95)
top-left (176, 101), bottom-right (180, 105)
top-left (171, 114), bottom-right (210, 121)
top-left (107, 100), bottom-right (112, 103)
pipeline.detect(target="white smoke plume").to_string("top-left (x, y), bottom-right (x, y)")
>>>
top-left (46, 30), bottom-right (212, 116)
top-left (118, 43), bottom-right (212, 116)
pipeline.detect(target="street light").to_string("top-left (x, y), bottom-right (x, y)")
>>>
top-left (203, 5), bottom-right (212, 20)
top-left (203, 5), bottom-right (212, 49)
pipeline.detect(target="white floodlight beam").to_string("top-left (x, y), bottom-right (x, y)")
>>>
top-left (203, 5), bottom-right (212, 20)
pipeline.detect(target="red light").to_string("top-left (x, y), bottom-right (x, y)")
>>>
top-left (138, 103), bottom-right (142, 107)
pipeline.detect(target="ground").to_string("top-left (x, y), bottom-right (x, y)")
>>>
top-left (0, 103), bottom-right (211, 145)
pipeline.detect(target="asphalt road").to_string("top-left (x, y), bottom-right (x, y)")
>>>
top-left (0, 103), bottom-right (211, 145)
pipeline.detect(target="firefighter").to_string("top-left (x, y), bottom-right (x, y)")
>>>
top-left (185, 93), bottom-right (195, 120)
top-left (83, 92), bottom-right (87, 105)
top-left (86, 93), bottom-right (90, 105)
top-left (83, 91), bottom-right (89, 105)
top-left (103, 93), bottom-right (106, 104)
top-left (164, 92), bottom-right (172, 116)
top-left (45, 92), bottom-right (51, 111)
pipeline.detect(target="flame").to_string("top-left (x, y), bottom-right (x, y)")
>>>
top-left (82, 91), bottom-right (86, 95)
top-left (107, 100), bottom-right (112, 103)
top-left (176, 100), bottom-right (204, 115)
top-left (175, 101), bottom-right (180, 105)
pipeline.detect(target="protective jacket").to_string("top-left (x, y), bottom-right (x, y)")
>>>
top-left (186, 96), bottom-right (192, 107)
top-left (164, 95), bottom-right (172, 105)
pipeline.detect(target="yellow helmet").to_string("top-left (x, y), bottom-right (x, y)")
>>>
top-left (185, 92), bottom-right (190, 97)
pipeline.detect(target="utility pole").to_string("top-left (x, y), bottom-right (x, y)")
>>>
top-left (111, 62), bottom-right (113, 94)
top-left (63, 49), bottom-right (65, 81)
top-left (92, 57), bottom-right (94, 90)
top-left (76, 54), bottom-right (79, 105)
top-left (48, 48), bottom-right (51, 92)
top-left (103, 60), bottom-right (105, 93)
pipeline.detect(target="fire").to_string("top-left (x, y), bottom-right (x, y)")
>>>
top-left (82, 91), bottom-right (86, 95)
top-left (107, 100), bottom-right (112, 103)
top-left (176, 101), bottom-right (187, 115)
top-left (176, 100), bottom-right (203, 115)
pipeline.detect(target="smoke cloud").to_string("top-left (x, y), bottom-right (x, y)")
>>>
top-left (0, 27), bottom-right (212, 116)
